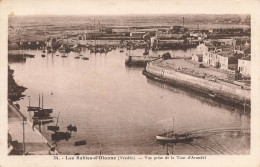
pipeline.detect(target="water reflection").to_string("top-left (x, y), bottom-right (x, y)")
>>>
top-left (9, 48), bottom-right (250, 154)
top-left (145, 77), bottom-right (250, 116)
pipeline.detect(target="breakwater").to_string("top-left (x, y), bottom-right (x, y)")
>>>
top-left (143, 60), bottom-right (250, 108)
top-left (125, 55), bottom-right (160, 66)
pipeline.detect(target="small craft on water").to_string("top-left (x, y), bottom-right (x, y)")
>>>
top-left (74, 140), bottom-right (87, 146)
top-left (67, 124), bottom-right (77, 132)
top-left (33, 109), bottom-right (53, 118)
top-left (156, 118), bottom-right (194, 143)
top-left (156, 132), bottom-right (194, 143)
top-left (48, 126), bottom-right (60, 132)
top-left (51, 131), bottom-right (71, 141)
top-left (27, 106), bottom-right (41, 111)
top-left (208, 92), bottom-right (216, 98)
top-left (81, 57), bottom-right (89, 60)
top-left (31, 94), bottom-right (53, 118)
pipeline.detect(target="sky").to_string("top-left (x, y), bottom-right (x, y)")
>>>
top-left (0, 0), bottom-right (257, 16)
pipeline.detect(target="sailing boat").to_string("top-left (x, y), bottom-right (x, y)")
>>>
top-left (27, 95), bottom-right (41, 111)
top-left (156, 118), bottom-right (194, 143)
top-left (48, 112), bottom-right (60, 132)
top-left (33, 93), bottom-right (53, 119)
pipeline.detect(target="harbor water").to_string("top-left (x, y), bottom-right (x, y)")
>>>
top-left (9, 48), bottom-right (250, 155)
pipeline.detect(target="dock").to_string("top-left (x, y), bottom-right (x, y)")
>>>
top-left (8, 100), bottom-right (56, 155)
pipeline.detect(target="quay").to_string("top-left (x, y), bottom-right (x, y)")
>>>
top-left (8, 100), bottom-right (56, 155)
top-left (143, 58), bottom-right (250, 107)
top-left (125, 55), bottom-right (160, 66)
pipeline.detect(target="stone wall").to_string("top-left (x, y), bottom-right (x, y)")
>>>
top-left (144, 61), bottom-right (250, 106)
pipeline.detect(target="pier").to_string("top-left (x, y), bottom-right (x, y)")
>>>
top-left (143, 58), bottom-right (250, 107)
top-left (8, 100), bottom-right (55, 155)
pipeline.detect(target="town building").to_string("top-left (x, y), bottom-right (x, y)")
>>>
top-left (238, 57), bottom-right (251, 76)
top-left (192, 54), bottom-right (203, 62)
top-left (130, 32), bottom-right (147, 38)
top-left (206, 51), bottom-right (242, 70)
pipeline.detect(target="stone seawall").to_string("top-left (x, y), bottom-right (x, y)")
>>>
top-left (125, 56), bottom-right (160, 66)
top-left (143, 61), bottom-right (251, 107)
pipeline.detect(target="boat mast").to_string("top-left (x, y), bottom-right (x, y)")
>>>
top-left (172, 118), bottom-right (174, 133)
top-left (42, 93), bottom-right (43, 109)
top-left (28, 96), bottom-right (30, 107)
top-left (99, 139), bottom-right (102, 155)
top-left (56, 112), bottom-right (60, 127)
top-left (244, 98), bottom-right (246, 115)
top-left (39, 94), bottom-right (40, 108)
top-left (94, 19), bottom-right (96, 52)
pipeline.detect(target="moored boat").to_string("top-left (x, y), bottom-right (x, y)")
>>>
top-left (27, 106), bottom-right (41, 111)
top-left (81, 57), bottom-right (89, 60)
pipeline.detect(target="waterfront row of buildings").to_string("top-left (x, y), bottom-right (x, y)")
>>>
top-left (192, 37), bottom-right (251, 77)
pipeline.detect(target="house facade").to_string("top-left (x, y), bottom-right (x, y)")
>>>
top-left (238, 58), bottom-right (251, 76)
top-left (192, 54), bottom-right (203, 62)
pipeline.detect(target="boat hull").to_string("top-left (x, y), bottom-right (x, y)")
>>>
top-left (156, 135), bottom-right (193, 143)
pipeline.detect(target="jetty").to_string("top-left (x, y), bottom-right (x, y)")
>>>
top-left (125, 55), bottom-right (160, 67)
top-left (143, 58), bottom-right (250, 107)
top-left (8, 100), bottom-right (56, 155)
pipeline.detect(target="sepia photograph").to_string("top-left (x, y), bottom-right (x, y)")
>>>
top-left (1, 0), bottom-right (260, 166)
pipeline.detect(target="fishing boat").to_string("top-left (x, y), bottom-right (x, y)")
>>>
top-left (34, 109), bottom-right (53, 118)
top-left (156, 118), bottom-right (194, 143)
top-left (81, 57), bottom-right (89, 60)
top-left (52, 131), bottom-right (71, 141)
top-left (33, 93), bottom-right (53, 118)
top-left (156, 131), bottom-right (194, 143)
top-left (27, 94), bottom-right (41, 111)
top-left (27, 106), bottom-right (41, 111)
top-left (32, 117), bottom-right (54, 124)
top-left (48, 112), bottom-right (60, 132)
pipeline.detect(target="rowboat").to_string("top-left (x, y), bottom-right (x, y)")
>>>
top-left (52, 131), bottom-right (71, 141)
top-left (81, 57), bottom-right (89, 60)
top-left (74, 140), bottom-right (87, 146)
top-left (208, 93), bottom-right (216, 98)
